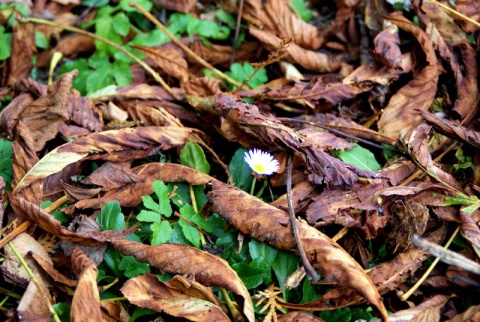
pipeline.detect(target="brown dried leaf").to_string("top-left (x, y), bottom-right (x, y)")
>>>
top-left (401, 123), bottom-right (464, 192)
top-left (4, 22), bottom-right (36, 86)
top-left (31, 252), bottom-right (77, 287)
top-left (134, 46), bottom-right (189, 84)
top-left (17, 272), bottom-right (53, 319)
top-left (70, 163), bottom-right (212, 211)
top-left (372, 24), bottom-right (403, 70)
top-left (214, 94), bottom-right (378, 185)
top-left (10, 197), bottom-right (133, 247)
top-left (278, 311), bottom-right (325, 322)
top-left (249, 27), bottom-right (343, 73)
top-left (71, 248), bottom-right (102, 322)
top-left (83, 161), bottom-right (143, 189)
top-left (452, 44), bottom-right (478, 118)
top-left (152, 0), bottom-right (197, 13)
top-left (121, 274), bottom-right (229, 321)
top-left (371, 295), bottom-right (450, 322)
top-left (457, 0), bottom-right (480, 33)
top-left (14, 126), bottom-right (195, 193)
top-left (447, 304), bottom-right (480, 321)
top-left (112, 240), bottom-right (255, 322)
top-left (208, 180), bottom-right (388, 320)
top-left (460, 211), bottom-right (480, 257)
top-left (378, 13), bottom-right (439, 138)
top-left (184, 77), bottom-right (221, 96)
top-left (419, 109), bottom-right (480, 148)
top-left (244, 0), bottom-right (321, 50)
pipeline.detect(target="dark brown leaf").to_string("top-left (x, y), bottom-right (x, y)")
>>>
top-left (134, 46), bottom-right (189, 84)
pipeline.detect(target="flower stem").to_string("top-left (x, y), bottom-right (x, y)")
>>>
top-left (250, 176), bottom-right (257, 195)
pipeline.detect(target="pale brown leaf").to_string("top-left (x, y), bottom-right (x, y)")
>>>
top-left (134, 46), bottom-right (189, 84)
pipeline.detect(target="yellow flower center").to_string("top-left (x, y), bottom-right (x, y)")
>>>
top-left (253, 164), bottom-right (265, 173)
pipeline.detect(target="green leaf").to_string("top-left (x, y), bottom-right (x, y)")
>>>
top-left (151, 221), bottom-right (172, 245)
top-left (118, 255), bottom-right (150, 278)
top-left (189, 212), bottom-right (226, 237)
top-left (0, 27), bottom-right (12, 60)
top-left (41, 201), bottom-right (69, 226)
top-left (97, 200), bottom-right (125, 231)
top-left (119, 0), bottom-right (152, 13)
top-left (59, 59), bottom-right (89, 94)
top-left (226, 62), bottom-right (268, 89)
top-left (319, 307), bottom-right (352, 322)
top-left (94, 14), bottom-right (122, 52)
top-left (111, 59), bottom-right (133, 86)
top-left (136, 210), bottom-right (160, 223)
top-left (169, 222), bottom-right (190, 244)
top-left (301, 278), bottom-right (318, 303)
top-left (53, 302), bottom-right (71, 322)
top-left (249, 239), bottom-right (278, 268)
top-left (112, 12), bottom-right (130, 37)
top-left (168, 182), bottom-right (191, 208)
top-left (187, 19), bottom-right (230, 40)
top-left (82, 0), bottom-right (109, 7)
top-left (338, 144), bottom-right (381, 171)
top-left (35, 31), bottom-right (49, 49)
top-left (232, 262), bottom-right (265, 289)
top-left (152, 180), bottom-right (173, 217)
top-left (272, 251), bottom-right (299, 296)
top-left (103, 247), bottom-right (123, 277)
top-left (130, 29), bottom-right (169, 47)
top-left (168, 13), bottom-right (191, 35)
top-left (291, 0), bottom-right (313, 21)
top-left (215, 9), bottom-right (236, 27)
top-left (229, 147), bottom-right (254, 192)
top-left (178, 219), bottom-right (201, 248)
top-left (180, 141), bottom-right (210, 174)
top-left (0, 139), bottom-right (13, 189)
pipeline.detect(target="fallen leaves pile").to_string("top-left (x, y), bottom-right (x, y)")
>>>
top-left (1, 0), bottom-right (480, 321)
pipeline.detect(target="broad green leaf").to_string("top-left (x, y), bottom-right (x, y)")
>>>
top-left (180, 141), bottom-right (210, 174)
top-left (169, 222), bottom-right (190, 244)
top-left (94, 15), bottom-right (122, 52)
top-left (249, 239), bottom-right (278, 268)
top-left (112, 59), bottom-right (133, 86)
top-left (272, 251), bottom-right (299, 296)
top-left (130, 29), bottom-right (169, 47)
top-left (215, 9), bottom-right (236, 26)
top-left (226, 62), bottom-right (268, 89)
top-left (60, 59), bottom-right (89, 94)
top-left (229, 147), bottom-right (254, 192)
top-left (86, 66), bottom-right (115, 94)
top-left (53, 303), bottom-right (70, 322)
top-left (232, 262), bottom-right (265, 289)
top-left (141, 195), bottom-right (162, 213)
top-left (193, 185), bottom-right (208, 209)
top-left (41, 201), bottom-right (69, 226)
top-left (301, 278), bottom-right (318, 303)
top-left (151, 221), bottom-right (172, 245)
top-left (168, 13), bottom-right (191, 35)
top-left (338, 144), bottom-right (381, 171)
top-left (0, 139), bottom-right (13, 189)
top-left (119, 0), bottom-right (152, 13)
top-left (291, 0), bottom-right (313, 21)
top-left (0, 27), bottom-right (12, 60)
top-left (136, 210), bottom-right (160, 223)
top-left (98, 200), bottom-right (125, 231)
top-left (118, 255), bottom-right (150, 278)
top-left (103, 247), bottom-right (123, 277)
top-left (189, 212), bottom-right (226, 237)
top-left (152, 180), bottom-right (173, 217)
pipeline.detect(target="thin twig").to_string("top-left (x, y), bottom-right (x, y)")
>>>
top-left (129, 2), bottom-right (242, 88)
top-left (429, 0), bottom-right (480, 28)
top-left (286, 154), bottom-right (320, 281)
top-left (230, 0), bottom-right (244, 66)
top-left (19, 17), bottom-right (179, 100)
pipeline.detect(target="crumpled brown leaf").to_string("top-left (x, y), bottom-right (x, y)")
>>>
top-left (112, 239), bottom-right (255, 322)
top-left (3, 22), bottom-right (36, 86)
top-left (71, 248), bottom-right (102, 322)
top-left (10, 197), bottom-right (133, 247)
top-left (152, 0), bottom-right (197, 13)
top-left (121, 273), bottom-right (230, 321)
top-left (134, 46), bottom-right (189, 84)
top-left (208, 180), bottom-right (388, 321)
top-left (214, 94), bottom-right (379, 185)
top-left (371, 23), bottom-right (403, 70)
top-left (378, 12), bottom-right (439, 138)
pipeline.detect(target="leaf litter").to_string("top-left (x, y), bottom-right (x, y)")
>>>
top-left (0, 0), bottom-right (480, 321)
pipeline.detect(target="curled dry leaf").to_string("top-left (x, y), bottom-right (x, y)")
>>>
top-left (278, 311), bottom-right (325, 322)
top-left (401, 123), bottom-right (464, 192)
top-left (112, 239), bottom-right (255, 322)
top-left (4, 21), bottom-right (36, 85)
top-left (207, 180), bottom-right (389, 321)
top-left (121, 273), bottom-right (230, 321)
top-left (457, 0), bottom-right (480, 33)
top-left (372, 23), bottom-right (403, 70)
top-left (13, 126), bottom-right (196, 194)
top-left (10, 197), bottom-right (133, 247)
top-left (71, 248), bottom-right (102, 322)
top-left (419, 109), bottom-right (480, 148)
top-left (371, 295), bottom-right (450, 322)
top-left (249, 28), bottom-right (342, 73)
top-left (82, 161), bottom-right (143, 189)
top-left (378, 12), bottom-right (439, 138)
top-left (70, 163), bottom-right (212, 211)
top-left (30, 252), bottom-right (77, 288)
top-left (214, 94), bottom-right (378, 185)
top-left (244, 0), bottom-right (321, 50)
top-left (152, 0), bottom-right (197, 13)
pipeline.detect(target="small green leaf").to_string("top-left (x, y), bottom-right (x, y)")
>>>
top-left (226, 62), bottom-right (268, 89)
top-left (179, 219), bottom-right (201, 248)
top-left (35, 31), bottom-right (49, 49)
top-left (180, 141), bottom-right (210, 174)
top-left (249, 239), bottom-right (278, 267)
top-left (103, 247), bottom-right (123, 277)
top-left (151, 221), bottom-right (172, 245)
top-left (118, 255), bottom-right (150, 278)
top-left (53, 302), bottom-right (71, 322)
top-left (232, 262), bottom-right (265, 289)
top-left (111, 59), bottom-right (133, 86)
top-left (119, 0), bottom-right (152, 13)
top-left (0, 26), bottom-right (12, 60)
top-left (41, 201), bottom-right (69, 226)
top-left (168, 183), bottom-right (191, 208)
top-left (97, 200), bottom-right (125, 231)
top-left (291, 0), bottom-right (313, 21)
top-left (169, 222), bottom-right (190, 244)
top-left (152, 180), bottom-right (173, 217)
top-left (136, 210), bottom-right (160, 223)
top-left (272, 251), bottom-right (299, 296)
top-left (0, 139), bottom-right (13, 189)
top-left (229, 147), bottom-right (254, 192)
top-left (112, 12), bottom-right (130, 37)
top-left (338, 144), bottom-right (381, 171)
top-left (319, 307), bottom-right (352, 322)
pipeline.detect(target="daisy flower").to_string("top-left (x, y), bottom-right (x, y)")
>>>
top-left (244, 149), bottom-right (280, 175)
